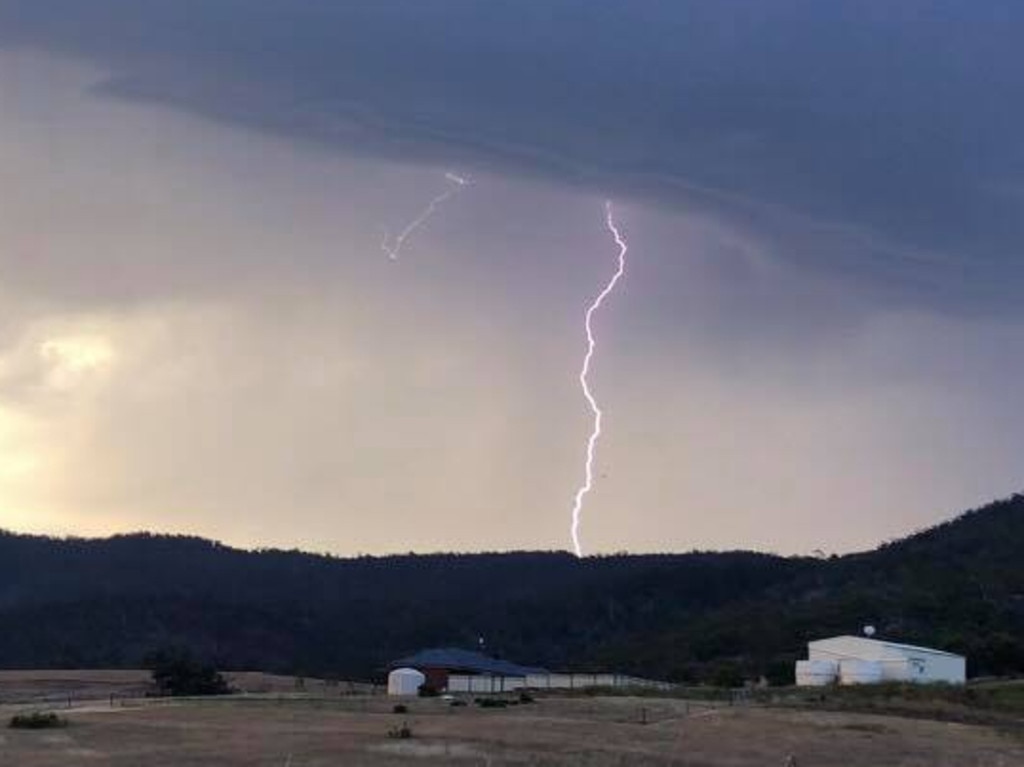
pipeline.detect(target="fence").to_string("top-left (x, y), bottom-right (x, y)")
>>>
top-left (446, 673), bottom-right (674, 694)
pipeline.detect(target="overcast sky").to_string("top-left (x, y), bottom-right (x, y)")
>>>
top-left (1, 1), bottom-right (1022, 556)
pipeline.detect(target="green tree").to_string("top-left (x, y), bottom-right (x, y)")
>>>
top-left (146, 647), bottom-right (230, 697)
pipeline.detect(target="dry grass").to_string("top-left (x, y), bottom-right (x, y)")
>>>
top-left (0, 669), bottom-right (377, 707)
top-left (0, 670), bottom-right (151, 705)
top-left (1, 691), bottom-right (1022, 766)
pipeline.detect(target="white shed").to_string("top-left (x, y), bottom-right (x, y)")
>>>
top-left (387, 667), bottom-right (426, 696)
top-left (798, 635), bottom-right (965, 685)
top-left (794, 659), bottom-right (838, 686)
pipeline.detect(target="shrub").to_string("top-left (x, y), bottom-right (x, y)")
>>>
top-left (10, 712), bottom-right (65, 730)
top-left (387, 723), bottom-right (414, 739)
top-left (145, 647), bottom-right (231, 697)
top-left (710, 663), bottom-right (745, 689)
top-left (518, 691), bottom-right (535, 704)
top-left (476, 698), bottom-right (508, 709)
top-left (765, 660), bottom-right (796, 687)
top-left (392, 704), bottom-right (408, 714)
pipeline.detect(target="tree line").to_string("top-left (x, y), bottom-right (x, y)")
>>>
top-left (0, 495), bottom-right (1021, 684)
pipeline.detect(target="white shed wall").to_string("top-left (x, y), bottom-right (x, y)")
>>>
top-left (447, 675), bottom-right (526, 693)
top-left (795, 660), bottom-right (838, 686)
top-left (388, 668), bottom-right (426, 696)
top-left (839, 660), bottom-right (884, 685)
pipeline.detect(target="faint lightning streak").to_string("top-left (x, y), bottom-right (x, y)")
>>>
top-left (570, 200), bottom-right (628, 558)
top-left (382, 172), bottom-right (469, 261)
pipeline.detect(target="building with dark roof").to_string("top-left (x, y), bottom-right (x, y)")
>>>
top-left (389, 647), bottom-right (547, 691)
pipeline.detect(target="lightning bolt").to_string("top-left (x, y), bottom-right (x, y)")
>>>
top-left (382, 172), bottom-right (469, 261)
top-left (570, 200), bottom-right (628, 558)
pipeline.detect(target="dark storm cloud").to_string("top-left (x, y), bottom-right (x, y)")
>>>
top-left (2, 0), bottom-right (1022, 310)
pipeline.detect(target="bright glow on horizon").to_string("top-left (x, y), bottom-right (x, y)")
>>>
top-left (570, 200), bottom-right (628, 557)
top-left (0, 407), bottom-right (35, 478)
top-left (0, 408), bottom-right (45, 529)
top-left (0, 453), bottom-right (40, 480)
top-left (39, 335), bottom-right (115, 389)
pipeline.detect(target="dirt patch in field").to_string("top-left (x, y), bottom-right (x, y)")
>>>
top-left (369, 740), bottom-right (486, 760)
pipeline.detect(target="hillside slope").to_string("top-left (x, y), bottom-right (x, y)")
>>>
top-left (1, 496), bottom-right (1021, 682)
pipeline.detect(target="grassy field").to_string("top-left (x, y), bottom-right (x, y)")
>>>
top-left (2, 676), bottom-right (1023, 766)
top-left (0, 670), bottom-right (152, 706)
top-left (0, 669), bottom-right (376, 706)
top-left (597, 679), bottom-right (1024, 731)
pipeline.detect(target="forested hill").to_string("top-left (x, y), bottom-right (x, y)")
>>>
top-left (1, 495), bottom-right (1022, 683)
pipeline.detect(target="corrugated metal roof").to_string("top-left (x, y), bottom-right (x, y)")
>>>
top-left (389, 647), bottom-right (547, 676)
top-left (809, 635), bottom-right (963, 659)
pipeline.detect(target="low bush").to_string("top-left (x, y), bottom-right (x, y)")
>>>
top-left (392, 704), bottom-right (408, 714)
top-left (476, 698), bottom-right (508, 709)
top-left (387, 723), bottom-right (414, 739)
top-left (9, 712), bottom-right (65, 730)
